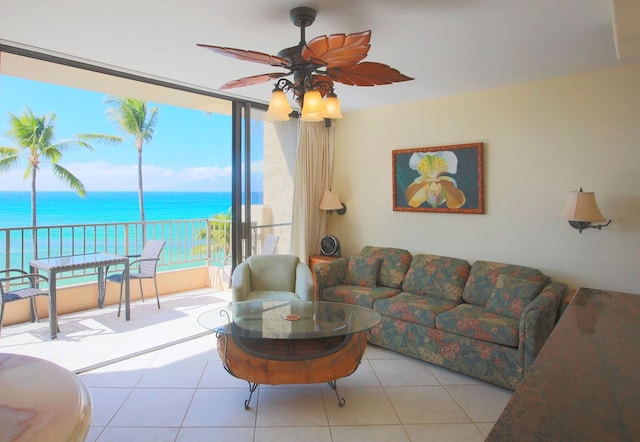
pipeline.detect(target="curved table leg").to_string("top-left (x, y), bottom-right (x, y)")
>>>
top-left (244, 381), bottom-right (259, 409)
top-left (328, 380), bottom-right (345, 407)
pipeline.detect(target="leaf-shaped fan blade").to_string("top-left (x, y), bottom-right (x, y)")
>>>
top-left (197, 44), bottom-right (291, 68)
top-left (328, 62), bottom-right (414, 86)
top-left (302, 31), bottom-right (371, 68)
top-left (220, 73), bottom-right (289, 90)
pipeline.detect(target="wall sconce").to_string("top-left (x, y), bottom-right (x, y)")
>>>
top-left (319, 190), bottom-right (347, 215)
top-left (559, 188), bottom-right (611, 233)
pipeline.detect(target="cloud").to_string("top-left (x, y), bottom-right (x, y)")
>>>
top-left (0, 161), bottom-right (239, 192)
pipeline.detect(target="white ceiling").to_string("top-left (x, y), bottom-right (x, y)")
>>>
top-left (0, 0), bottom-right (636, 113)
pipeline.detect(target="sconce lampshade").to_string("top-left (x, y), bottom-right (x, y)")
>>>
top-left (266, 88), bottom-right (293, 121)
top-left (559, 190), bottom-right (606, 222)
top-left (559, 188), bottom-right (610, 233)
top-left (319, 190), bottom-right (343, 211)
top-left (319, 190), bottom-right (347, 215)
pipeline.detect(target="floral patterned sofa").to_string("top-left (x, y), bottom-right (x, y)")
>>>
top-left (313, 246), bottom-right (568, 390)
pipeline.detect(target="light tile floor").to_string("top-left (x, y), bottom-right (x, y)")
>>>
top-left (0, 289), bottom-right (513, 441)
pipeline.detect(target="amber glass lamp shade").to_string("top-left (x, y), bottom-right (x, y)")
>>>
top-left (266, 89), bottom-right (293, 121)
top-left (301, 89), bottom-right (326, 121)
top-left (323, 92), bottom-right (343, 119)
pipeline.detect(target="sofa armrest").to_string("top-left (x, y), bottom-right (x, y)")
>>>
top-left (313, 257), bottom-right (349, 300)
top-left (294, 261), bottom-right (315, 301)
top-left (231, 261), bottom-right (252, 302)
top-left (519, 281), bottom-right (568, 368)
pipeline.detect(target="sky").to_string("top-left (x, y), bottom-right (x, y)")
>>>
top-left (0, 75), bottom-right (264, 192)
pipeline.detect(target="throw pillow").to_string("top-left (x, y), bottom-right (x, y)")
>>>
top-left (343, 256), bottom-right (381, 287)
top-left (485, 274), bottom-right (545, 319)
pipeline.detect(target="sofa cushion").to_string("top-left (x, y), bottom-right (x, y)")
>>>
top-left (401, 254), bottom-right (470, 302)
top-left (462, 260), bottom-right (549, 307)
top-left (435, 304), bottom-right (519, 347)
top-left (361, 246), bottom-right (412, 289)
top-left (485, 274), bottom-right (545, 319)
top-left (344, 256), bottom-right (381, 287)
top-left (374, 292), bottom-right (458, 328)
top-left (322, 285), bottom-right (401, 309)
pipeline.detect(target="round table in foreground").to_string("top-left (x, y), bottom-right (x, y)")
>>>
top-left (0, 353), bottom-right (92, 442)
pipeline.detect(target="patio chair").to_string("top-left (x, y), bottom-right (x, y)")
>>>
top-left (0, 268), bottom-right (51, 336)
top-left (107, 240), bottom-right (166, 317)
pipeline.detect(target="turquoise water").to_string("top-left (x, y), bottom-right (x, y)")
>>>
top-left (1, 191), bottom-right (261, 227)
top-left (1, 191), bottom-right (262, 272)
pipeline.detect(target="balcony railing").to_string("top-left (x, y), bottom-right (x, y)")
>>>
top-left (1, 219), bottom-right (291, 286)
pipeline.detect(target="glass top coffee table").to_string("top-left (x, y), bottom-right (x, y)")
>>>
top-left (199, 300), bottom-right (382, 408)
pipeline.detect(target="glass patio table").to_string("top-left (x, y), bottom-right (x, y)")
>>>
top-left (199, 300), bottom-right (382, 408)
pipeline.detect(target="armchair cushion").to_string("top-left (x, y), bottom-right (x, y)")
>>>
top-left (231, 255), bottom-right (314, 303)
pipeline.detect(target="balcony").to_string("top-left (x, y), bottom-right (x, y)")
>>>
top-left (0, 218), bottom-right (291, 328)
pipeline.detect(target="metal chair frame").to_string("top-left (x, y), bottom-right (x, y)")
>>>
top-left (0, 268), bottom-right (50, 335)
top-left (106, 240), bottom-right (166, 317)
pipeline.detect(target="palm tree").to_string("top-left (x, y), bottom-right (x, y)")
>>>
top-left (0, 107), bottom-right (117, 227)
top-left (196, 208), bottom-right (232, 260)
top-left (104, 97), bottom-right (159, 222)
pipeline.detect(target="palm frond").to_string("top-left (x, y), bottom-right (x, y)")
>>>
top-left (77, 133), bottom-right (124, 144)
top-left (0, 154), bottom-right (20, 172)
top-left (51, 163), bottom-right (87, 197)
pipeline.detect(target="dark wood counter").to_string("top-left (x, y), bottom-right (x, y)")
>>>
top-left (487, 287), bottom-right (640, 441)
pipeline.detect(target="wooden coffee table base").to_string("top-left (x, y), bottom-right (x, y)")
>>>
top-left (217, 331), bottom-right (368, 408)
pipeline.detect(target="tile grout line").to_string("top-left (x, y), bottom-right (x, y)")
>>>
top-left (74, 330), bottom-right (214, 374)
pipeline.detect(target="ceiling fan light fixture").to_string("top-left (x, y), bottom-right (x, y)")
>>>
top-left (323, 92), bottom-right (343, 119)
top-left (199, 7), bottom-right (413, 121)
top-left (266, 87), bottom-right (293, 121)
top-left (301, 89), bottom-right (327, 121)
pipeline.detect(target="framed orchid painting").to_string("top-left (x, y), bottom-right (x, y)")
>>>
top-left (392, 142), bottom-right (484, 213)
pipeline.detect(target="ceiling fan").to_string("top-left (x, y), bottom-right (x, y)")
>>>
top-left (197, 6), bottom-right (414, 121)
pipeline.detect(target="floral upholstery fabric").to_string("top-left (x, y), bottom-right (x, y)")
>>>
top-left (313, 246), bottom-right (568, 391)
top-left (485, 274), bottom-right (545, 319)
top-left (343, 256), bottom-right (381, 287)
top-left (360, 246), bottom-right (412, 289)
top-left (313, 257), bottom-right (349, 301)
top-left (436, 304), bottom-right (519, 347)
top-left (462, 260), bottom-right (549, 307)
top-left (520, 281), bottom-right (566, 367)
top-left (374, 293), bottom-right (458, 328)
top-left (401, 254), bottom-right (470, 302)
top-left (370, 317), bottom-right (523, 390)
top-left (322, 285), bottom-right (401, 308)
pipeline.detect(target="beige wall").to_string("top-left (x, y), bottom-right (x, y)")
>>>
top-left (330, 63), bottom-right (640, 294)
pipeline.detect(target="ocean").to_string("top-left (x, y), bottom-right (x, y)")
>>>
top-left (1, 191), bottom-right (262, 228)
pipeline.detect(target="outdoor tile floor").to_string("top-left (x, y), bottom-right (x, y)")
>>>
top-left (0, 289), bottom-right (512, 441)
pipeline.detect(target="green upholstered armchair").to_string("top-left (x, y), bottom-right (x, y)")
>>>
top-left (231, 254), bottom-right (314, 303)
